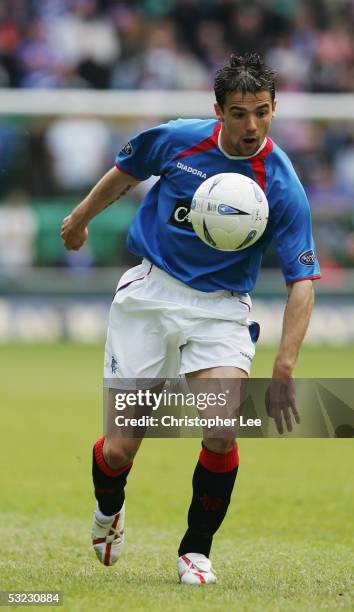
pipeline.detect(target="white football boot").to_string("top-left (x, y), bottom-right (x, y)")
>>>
top-left (91, 502), bottom-right (125, 566)
top-left (177, 552), bottom-right (217, 584)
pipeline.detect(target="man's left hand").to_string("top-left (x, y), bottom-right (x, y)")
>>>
top-left (265, 378), bottom-right (300, 434)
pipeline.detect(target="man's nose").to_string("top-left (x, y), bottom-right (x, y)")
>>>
top-left (244, 115), bottom-right (258, 132)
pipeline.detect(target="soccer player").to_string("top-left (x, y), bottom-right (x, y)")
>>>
top-left (61, 53), bottom-right (320, 584)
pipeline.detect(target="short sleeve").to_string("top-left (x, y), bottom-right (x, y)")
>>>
top-left (269, 169), bottom-right (321, 285)
top-left (115, 123), bottom-right (172, 181)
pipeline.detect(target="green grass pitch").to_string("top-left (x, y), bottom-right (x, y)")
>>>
top-left (1, 343), bottom-right (353, 611)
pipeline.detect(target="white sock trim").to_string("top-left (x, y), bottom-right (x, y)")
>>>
top-left (95, 501), bottom-right (115, 523)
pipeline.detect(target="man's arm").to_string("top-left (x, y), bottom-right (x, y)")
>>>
top-left (273, 279), bottom-right (314, 377)
top-left (265, 280), bottom-right (314, 433)
top-left (61, 167), bottom-right (140, 251)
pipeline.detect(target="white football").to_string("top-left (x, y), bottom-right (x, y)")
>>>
top-left (190, 172), bottom-right (269, 251)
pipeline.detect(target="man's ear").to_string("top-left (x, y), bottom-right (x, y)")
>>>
top-left (214, 102), bottom-right (224, 122)
top-left (272, 98), bottom-right (277, 117)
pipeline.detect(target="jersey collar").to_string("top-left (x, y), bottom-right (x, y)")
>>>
top-left (217, 128), bottom-right (267, 160)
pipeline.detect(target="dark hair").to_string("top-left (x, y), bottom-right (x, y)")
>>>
top-left (214, 52), bottom-right (276, 108)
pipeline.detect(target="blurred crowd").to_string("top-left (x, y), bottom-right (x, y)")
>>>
top-left (1, 0), bottom-right (354, 91)
top-left (1, 112), bottom-right (353, 274)
top-left (0, 0), bottom-right (354, 274)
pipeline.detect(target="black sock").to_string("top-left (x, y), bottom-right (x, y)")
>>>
top-left (92, 437), bottom-right (132, 516)
top-left (178, 444), bottom-right (239, 557)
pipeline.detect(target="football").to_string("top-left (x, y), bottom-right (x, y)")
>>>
top-left (190, 172), bottom-right (269, 251)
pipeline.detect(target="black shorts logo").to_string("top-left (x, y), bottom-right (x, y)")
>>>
top-left (121, 142), bottom-right (133, 156)
top-left (299, 249), bottom-right (315, 266)
top-left (168, 200), bottom-right (194, 232)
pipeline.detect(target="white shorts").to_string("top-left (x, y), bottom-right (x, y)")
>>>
top-left (104, 260), bottom-right (259, 386)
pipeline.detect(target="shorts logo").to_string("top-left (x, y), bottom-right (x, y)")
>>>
top-left (111, 356), bottom-right (118, 374)
top-left (177, 161), bottom-right (207, 179)
top-left (299, 249), bottom-right (315, 266)
top-left (121, 142), bottom-right (133, 156)
top-left (168, 199), bottom-right (194, 232)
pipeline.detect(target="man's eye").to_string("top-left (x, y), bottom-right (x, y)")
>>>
top-left (257, 111), bottom-right (267, 117)
top-left (232, 113), bottom-right (244, 119)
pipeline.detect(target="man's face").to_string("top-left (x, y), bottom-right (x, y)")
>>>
top-left (214, 90), bottom-right (276, 157)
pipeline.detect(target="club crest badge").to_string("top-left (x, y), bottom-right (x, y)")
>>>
top-left (121, 142), bottom-right (133, 156)
top-left (298, 249), bottom-right (315, 266)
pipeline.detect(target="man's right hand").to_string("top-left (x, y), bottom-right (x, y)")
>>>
top-left (61, 214), bottom-right (88, 251)
top-left (60, 167), bottom-right (139, 251)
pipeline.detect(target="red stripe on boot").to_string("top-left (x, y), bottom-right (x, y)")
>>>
top-left (181, 555), bottom-right (191, 566)
top-left (92, 537), bottom-right (106, 544)
top-left (94, 437), bottom-right (132, 478)
top-left (195, 572), bottom-right (206, 584)
top-left (104, 542), bottom-right (112, 566)
top-left (199, 443), bottom-right (239, 473)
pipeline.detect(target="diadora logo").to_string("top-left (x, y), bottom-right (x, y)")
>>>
top-left (177, 161), bottom-right (207, 179)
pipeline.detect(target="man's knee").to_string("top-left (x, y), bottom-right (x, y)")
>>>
top-left (203, 437), bottom-right (236, 454)
top-left (103, 437), bottom-right (139, 469)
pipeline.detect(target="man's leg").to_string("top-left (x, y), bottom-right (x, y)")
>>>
top-left (94, 260), bottom-right (175, 564)
top-left (92, 435), bottom-right (143, 516)
top-left (177, 366), bottom-right (246, 584)
top-left (92, 380), bottom-right (164, 567)
top-left (91, 433), bottom-right (143, 566)
top-left (93, 381), bottom-right (164, 519)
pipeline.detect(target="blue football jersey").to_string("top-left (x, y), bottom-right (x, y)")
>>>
top-left (115, 119), bottom-right (321, 292)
